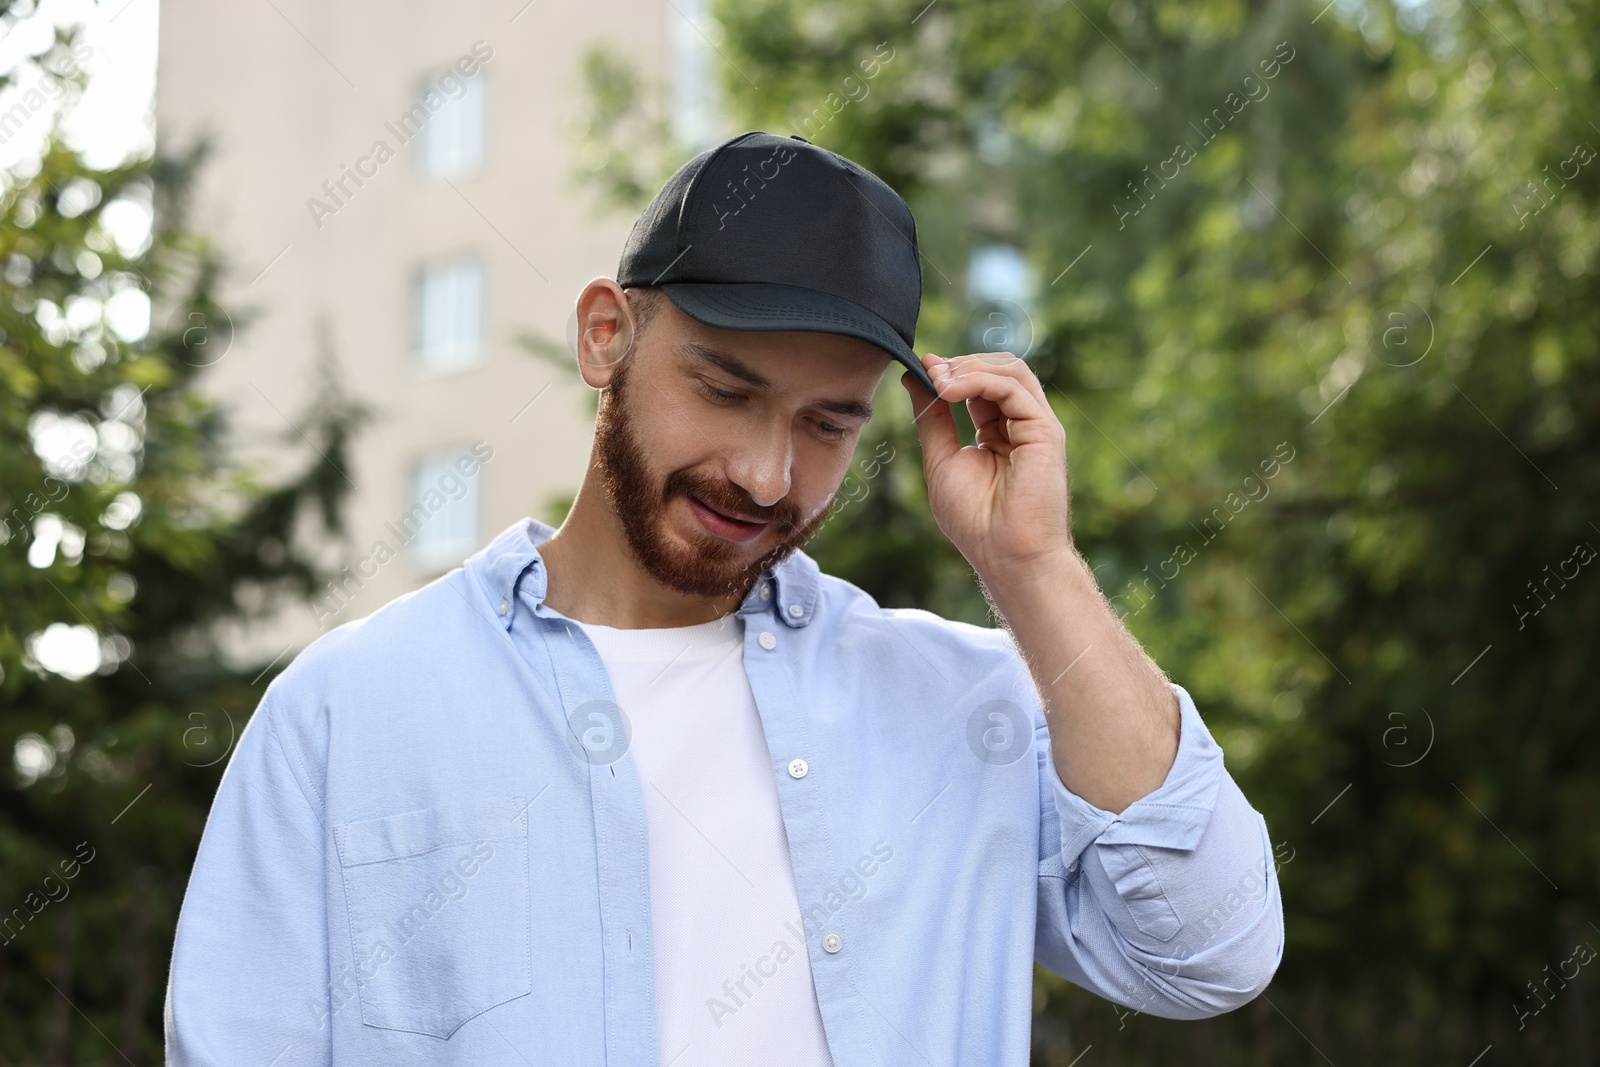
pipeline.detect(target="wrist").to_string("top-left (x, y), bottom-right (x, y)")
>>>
top-left (978, 545), bottom-right (1091, 617)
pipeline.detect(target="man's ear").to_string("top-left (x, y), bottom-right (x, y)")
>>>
top-left (573, 278), bottom-right (637, 388)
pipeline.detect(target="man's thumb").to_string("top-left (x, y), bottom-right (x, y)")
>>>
top-left (901, 369), bottom-right (960, 472)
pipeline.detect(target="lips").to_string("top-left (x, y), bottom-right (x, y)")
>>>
top-left (693, 496), bottom-right (766, 525)
top-left (686, 494), bottom-right (770, 543)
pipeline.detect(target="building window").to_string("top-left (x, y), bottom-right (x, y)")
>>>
top-left (418, 71), bottom-right (487, 179)
top-left (405, 449), bottom-right (483, 570)
top-left (966, 243), bottom-right (1038, 359)
top-left (413, 257), bottom-right (484, 371)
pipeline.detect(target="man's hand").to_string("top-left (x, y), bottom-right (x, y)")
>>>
top-left (898, 351), bottom-right (1074, 580)
top-left (900, 351), bottom-right (1179, 813)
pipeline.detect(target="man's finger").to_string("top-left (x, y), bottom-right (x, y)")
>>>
top-left (946, 352), bottom-right (1050, 409)
top-left (902, 360), bottom-right (961, 472)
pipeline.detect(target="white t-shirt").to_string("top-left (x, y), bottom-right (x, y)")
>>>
top-left (573, 612), bottom-right (835, 1067)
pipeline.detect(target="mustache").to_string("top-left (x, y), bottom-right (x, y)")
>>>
top-left (666, 471), bottom-right (800, 528)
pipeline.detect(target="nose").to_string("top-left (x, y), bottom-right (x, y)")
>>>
top-left (728, 419), bottom-right (793, 511)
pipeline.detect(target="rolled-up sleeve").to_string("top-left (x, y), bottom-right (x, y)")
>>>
top-left (165, 690), bottom-right (334, 1066)
top-left (1033, 682), bottom-right (1284, 1020)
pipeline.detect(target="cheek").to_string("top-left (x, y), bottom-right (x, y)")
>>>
top-left (619, 395), bottom-right (693, 468)
top-left (802, 455), bottom-right (856, 507)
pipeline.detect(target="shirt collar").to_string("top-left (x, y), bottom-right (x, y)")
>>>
top-left (465, 517), bottom-right (820, 632)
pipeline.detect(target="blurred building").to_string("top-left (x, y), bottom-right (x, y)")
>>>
top-left (153, 0), bottom-right (720, 659)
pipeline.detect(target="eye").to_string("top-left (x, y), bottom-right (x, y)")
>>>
top-left (696, 380), bottom-right (743, 405)
top-left (812, 419), bottom-right (849, 442)
top-left (698, 379), bottom-right (850, 441)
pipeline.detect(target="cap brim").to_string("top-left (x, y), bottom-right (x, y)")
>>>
top-left (660, 282), bottom-right (938, 400)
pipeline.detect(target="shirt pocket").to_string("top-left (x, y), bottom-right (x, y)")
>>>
top-left (335, 795), bottom-right (531, 1038)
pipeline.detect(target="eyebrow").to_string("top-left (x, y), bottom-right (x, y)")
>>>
top-left (677, 339), bottom-right (875, 421)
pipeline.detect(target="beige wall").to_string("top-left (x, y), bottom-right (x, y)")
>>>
top-left (154, 0), bottom-right (679, 659)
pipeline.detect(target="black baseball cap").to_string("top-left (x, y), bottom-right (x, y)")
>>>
top-left (616, 131), bottom-right (936, 398)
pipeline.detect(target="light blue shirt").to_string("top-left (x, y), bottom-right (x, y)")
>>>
top-left (165, 517), bottom-right (1283, 1065)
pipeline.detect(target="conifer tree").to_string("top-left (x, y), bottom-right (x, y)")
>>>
top-left (0, 9), bottom-right (360, 1058)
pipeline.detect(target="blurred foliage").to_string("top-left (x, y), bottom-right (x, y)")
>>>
top-left (572, 45), bottom-right (681, 217)
top-left (0, 12), bottom-right (361, 1061)
top-left (580, 0), bottom-right (1600, 1060)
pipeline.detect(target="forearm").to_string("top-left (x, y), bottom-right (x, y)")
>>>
top-left (982, 546), bottom-right (1179, 813)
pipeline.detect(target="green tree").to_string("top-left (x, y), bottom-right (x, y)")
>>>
top-left (0, 13), bottom-right (360, 1060)
top-left (582, 0), bottom-right (1599, 1060)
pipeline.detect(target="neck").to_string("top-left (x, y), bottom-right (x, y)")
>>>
top-left (536, 470), bottom-right (746, 630)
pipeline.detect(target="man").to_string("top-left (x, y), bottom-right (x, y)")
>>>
top-left (165, 131), bottom-right (1282, 1065)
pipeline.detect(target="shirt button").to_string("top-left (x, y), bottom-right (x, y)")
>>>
top-left (497, 598), bottom-right (510, 616)
top-left (758, 631), bottom-right (777, 650)
top-left (758, 581), bottom-right (771, 600)
top-left (786, 603), bottom-right (803, 619)
top-left (788, 758), bottom-right (808, 779)
top-left (822, 933), bottom-right (842, 954)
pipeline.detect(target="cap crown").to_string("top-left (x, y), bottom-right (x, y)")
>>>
top-left (617, 132), bottom-right (922, 347)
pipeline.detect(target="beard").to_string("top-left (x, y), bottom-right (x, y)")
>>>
top-left (591, 354), bottom-right (837, 602)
